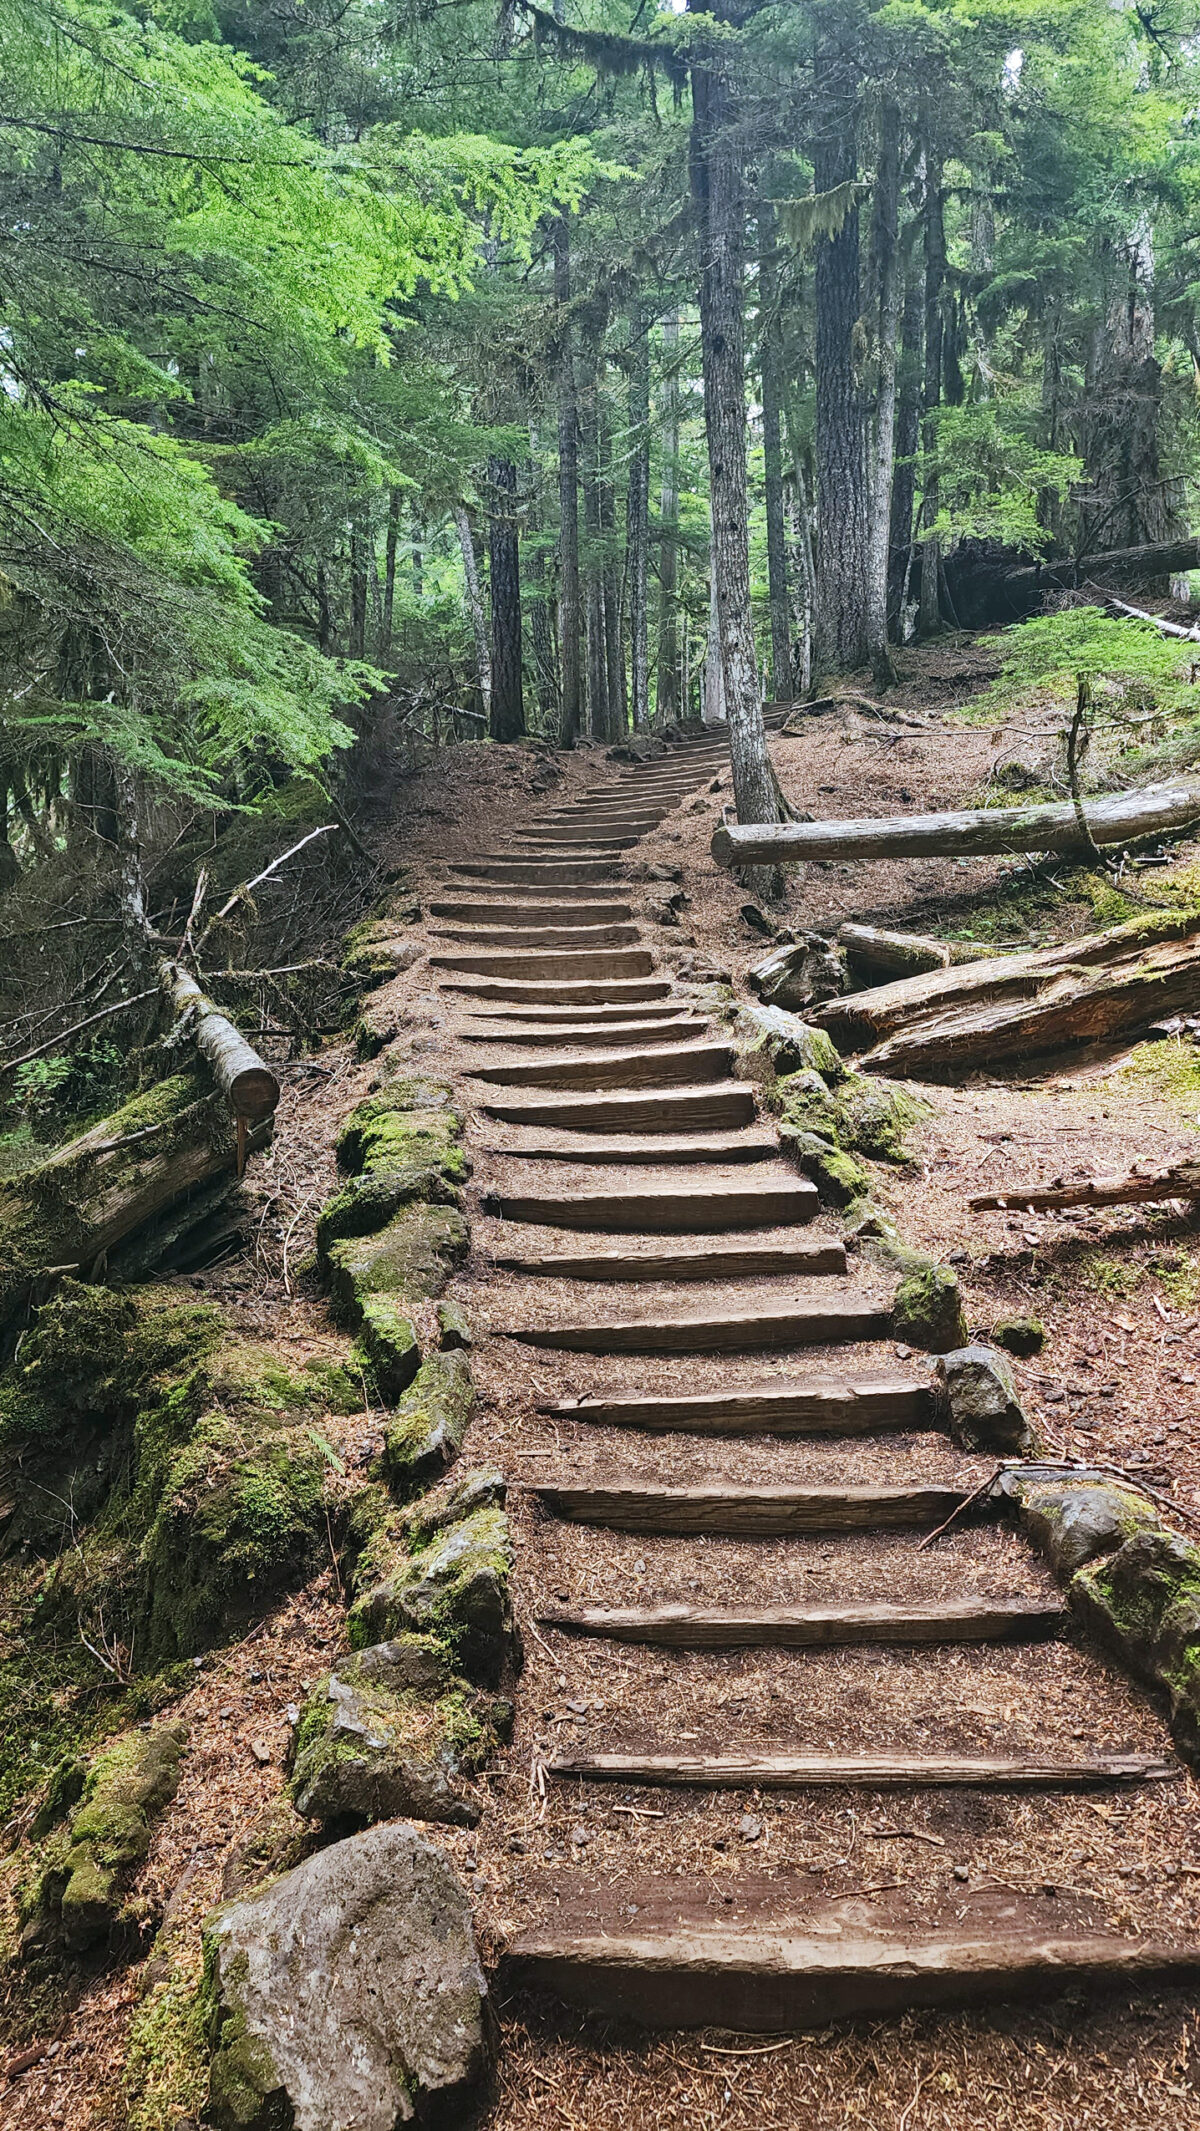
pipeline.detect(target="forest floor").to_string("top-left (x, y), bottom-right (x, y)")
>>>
top-left (5, 638), bottom-right (1200, 2130)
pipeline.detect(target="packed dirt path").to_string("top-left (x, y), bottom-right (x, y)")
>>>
top-left (424, 723), bottom-right (1200, 2129)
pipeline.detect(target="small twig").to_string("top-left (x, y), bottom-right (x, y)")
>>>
top-left (916, 1467), bottom-right (1004, 1550)
top-left (193, 824), bottom-right (337, 955)
top-left (178, 863), bottom-right (208, 961)
top-left (1, 986), bottom-right (157, 1074)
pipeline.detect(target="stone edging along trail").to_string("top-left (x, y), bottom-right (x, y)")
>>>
top-left (421, 727), bottom-right (1200, 2059)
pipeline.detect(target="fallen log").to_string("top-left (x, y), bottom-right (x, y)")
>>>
top-left (711, 778), bottom-right (1200, 871)
top-left (838, 923), bottom-right (954, 981)
top-left (946, 536), bottom-right (1200, 627)
top-left (1105, 596), bottom-right (1200, 643)
top-left (0, 1074), bottom-right (270, 1334)
top-left (970, 1159), bottom-right (1200, 1213)
top-left (816, 921), bottom-right (1200, 1079)
top-left (159, 962), bottom-right (279, 1125)
top-left (777, 697), bottom-right (930, 733)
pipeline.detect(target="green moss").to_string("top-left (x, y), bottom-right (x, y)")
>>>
top-left (204, 1946), bottom-right (287, 2131)
top-left (287, 1652), bottom-right (499, 1827)
top-left (992, 1314), bottom-right (1046, 1357)
top-left (891, 1263), bottom-right (968, 1353)
top-left (1104, 1035), bottom-right (1200, 1118)
top-left (1083, 1251), bottom-right (1145, 1298)
top-left (125, 1942), bottom-right (215, 2131)
top-left (29, 1721), bottom-right (187, 1948)
top-left (353, 1298), bottom-right (420, 1403)
top-left (777, 1066), bottom-right (926, 1166)
top-left (315, 1165), bottom-right (461, 1267)
top-left (348, 1502), bottom-right (516, 1685)
top-left (326, 1207), bottom-right (468, 1323)
top-left (778, 1124), bottom-right (870, 1208)
top-left (381, 1351), bottom-right (474, 1497)
top-left (335, 1084), bottom-right (457, 1173)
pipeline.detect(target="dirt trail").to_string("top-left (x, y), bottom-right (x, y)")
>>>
top-left (420, 719), bottom-right (1200, 2127)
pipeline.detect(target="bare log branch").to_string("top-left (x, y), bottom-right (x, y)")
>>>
top-left (193, 822), bottom-right (337, 955)
top-left (158, 962), bottom-right (280, 1124)
top-left (970, 1160), bottom-right (1200, 1212)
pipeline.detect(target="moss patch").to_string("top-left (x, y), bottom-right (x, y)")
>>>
top-left (28, 1721), bottom-right (187, 1949)
top-left (891, 1263), bottom-right (968, 1353)
top-left (335, 1084), bottom-right (458, 1174)
top-left (325, 1206), bottom-right (468, 1334)
top-left (348, 1497), bottom-right (517, 1686)
top-left (381, 1352), bottom-right (474, 1498)
top-left (125, 1936), bottom-right (215, 2131)
top-left (288, 1647), bottom-right (505, 1829)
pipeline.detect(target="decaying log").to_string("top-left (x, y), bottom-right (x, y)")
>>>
top-left (159, 962), bottom-right (279, 1125)
top-left (1105, 596), bottom-right (1200, 643)
top-left (0, 1074), bottom-right (270, 1333)
top-left (811, 912), bottom-right (1200, 1078)
top-left (777, 697), bottom-right (929, 733)
top-left (711, 778), bottom-right (1200, 871)
top-left (971, 1159), bottom-right (1200, 1213)
top-left (838, 923), bottom-right (955, 981)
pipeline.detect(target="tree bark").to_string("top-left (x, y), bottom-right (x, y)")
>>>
top-left (526, 433), bottom-right (559, 726)
top-left (627, 303), bottom-right (651, 729)
top-left (382, 487), bottom-right (401, 656)
top-left (579, 296), bottom-right (610, 741)
top-left (349, 512), bottom-right (368, 658)
top-left (1078, 223), bottom-right (1175, 558)
top-left (866, 97), bottom-right (902, 690)
top-left (888, 263), bottom-right (923, 638)
top-left (554, 218), bottom-right (584, 748)
top-left (812, 23), bottom-right (869, 675)
top-left (918, 137), bottom-right (945, 638)
top-left (704, 543), bottom-right (726, 722)
top-left (159, 962), bottom-right (280, 1123)
top-left (690, 53), bottom-right (780, 829)
top-left (453, 505), bottom-right (492, 714)
top-left (599, 382), bottom-right (626, 740)
top-left (758, 199), bottom-right (791, 701)
top-left (487, 456), bottom-right (525, 742)
top-left (656, 310), bottom-right (681, 723)
top-left (713, 777), bottom-right (1200, 869)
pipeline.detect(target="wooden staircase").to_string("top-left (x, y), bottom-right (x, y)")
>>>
top-left (430, 728), bottom-right (1199, 2037)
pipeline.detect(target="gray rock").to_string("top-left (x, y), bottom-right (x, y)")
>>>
top-left (1005, 1478), bottom-right (1157, 1577)
top-left (289, 1661), bottom-right (481, 1830)
top-left (937, 1345), bottom-right (1039, 1453)
top-left (206, 1822), bottom-right (494, 2131)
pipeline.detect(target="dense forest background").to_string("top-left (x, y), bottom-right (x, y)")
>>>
top-left (5, 0), bottom-right (1200, 1104)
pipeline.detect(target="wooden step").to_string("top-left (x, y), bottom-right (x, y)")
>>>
top-left (461, 1016), bottom-right (703, 1049)
top-left (532, 1480), bottom-right (963, 1532)
top-left (512, 832), bottom-right (637, 850)
top-left (440, 978), bottom-right (672, 1007)
top-left (468, 1041), bottom-right (733, 1090)
top-left (430, 948), bottom-right (655, 980)
top-left (547, 1749), bottom-right (1176, 1789)
top-left (545, 1373), bottom-right (936, 1433)
top-left (508, 1296), bottom-right (888, 1353)
top-left (468, 1001), bottom-right (685, 1022)
top-left (432, 923), bottom-right (643, 950)
top-left (538, 1596), bottom-right (1068, 1649)
top-left (447, 863), bottom-right (622, 886)
top-left (430, 901), bottom-right (635, 924)
top-left (486, 1177), bottom-right (813, 1232)
top-left (495, 1238), bottom-right (845, 1280)
top-left (505, 1902), bottom-right (1199, 2031)
top-left (489, 1131), bottom-right (778, 1165)
top-left (480, 1082), bottom-right (756, 1134)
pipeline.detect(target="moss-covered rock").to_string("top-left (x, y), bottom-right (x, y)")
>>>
top-left (353, 1297), bottom-right (420, 1403)
top-left (326, 1205), bottom-right (469, 1325)
top-left (315, 1165), bottom-right (462, 1269)
top-left (28, 1721), bottom-right (187, 1949)
top-left (335, 1083), bottom-right (458, 1174)
top-left (992, 1314), bottom-right (1046, 1358)
top-left (937, 1345), bottom-right (1039, 1453)
top-left (778, 1125), bottom-right (871, 1208)
top-left (891, 1262), bottom-right (968, 1353)
top-left (288, 1642), bottom-right (508, 1830)
top-left (1074, 1526), bottom-right (1200, 1760)
top-left (349, 1490), bottom-right (517, 1686)
top-left (999, 1472), bottom-right (1156, 1578)
top-left (776, 1064), bottom-right (926, 1165)
top-left (341, 920), bottom-right (424, 991)
top-left (381, 1351), bottom-right (474, 1497)
top-left (736, 1004), bottom-right (847, 1085)
top-left (124, 1935), bottom-right (215, 2131)
top-left (436, 1298), bottom-right (473, 1350)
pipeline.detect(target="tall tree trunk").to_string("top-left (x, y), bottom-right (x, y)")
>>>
top-left (553, 218), bottom-right (583, 747)
top-left (758, 198), bottom-right (792, 701)
top-left (1078, 223), bottom-right (1175, 558)
top-left (349, 513), bottom-right (368, 658)
top-left (888, 264), bottom-right (922, 638)
top-left (919, 136), bottom-right (945, 639)
top-left (525, 439), bottom-right (559, 727)
top-left (599, 380), bottom-right (626, 741)
top-left (115, 760), bottom-right (148, 969)
top-left (486, 456), bottom-right (525, 742)
top-left (579, 299), bottom-right (610, 741)
top-left (410, 519), bottom-right (424, 601)
top-left (690, 53), bottom-right (780, 829)
top-left (626, 303), bottom-right (651, 729)
top-left (812, 25), bottom-right (869, 675)
top-left (453, 505), bottom-right (491, 713)
top-left (656, 309), bottom-right (682, 724)
top-left (704, 545), bottom-right (725, 722)
top-left (382, 487), bottom-right (400, 657)
top-left (865, 97), bottom-right (902, 691)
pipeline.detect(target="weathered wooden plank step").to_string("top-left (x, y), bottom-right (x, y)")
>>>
top-left (512, 832), bottom-right (638, 850)
top-left (538, 1596), bottom-right (1068, 1648)
top-left (508, 1296), bottom-right (888, 1353)
top-left (441, 978), bottom-right (672, 1007)
top-left (496, 1238), bottom-right (845, 1280)
top-left (547, 1749), bottom-right (1176, 1788)
top-left (461, 1016), bottom-right (703, 1049)
top-left (469, 1041), bottom-right (733, 1090)
top-left (431, 948), bottom-right (656, 980)
top-left (504, 1912), bottom-right (1199, 2031)
top-left (430, 901), bottom-right (635, 924)
top-left (545, 1373), bottom-right (936, 1433)
top-left (432, 923), bottom-right (643, 950)
top-left (486, 1177), bottom-right (814, 1232)
top-left (480, 1082), bottom-right (756, 1133)
top-left (532, 1480), bottom-right (961, 1531)
top-left (490, 1130), bottom-right (776, 1165)
top-left (447, 863), bottom-right (622, 886)
top-left (469, 1001), bottom-right (686, 1023)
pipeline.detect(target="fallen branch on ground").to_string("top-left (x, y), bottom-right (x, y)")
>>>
top-left (970, 1158), bottom-right (1200, 1213)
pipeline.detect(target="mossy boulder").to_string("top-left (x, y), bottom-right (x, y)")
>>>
top-left (315, 1165), bottom-right (462, 1270)
top-left (1074, 1527), bottom-right (1200, 1760)
top-left (937, 1345), bottom-right (1039, 1453)
top-left (999, 1472), bottom-right (1157, 1578)
top-left (349, 1485), bottom-right (517, 1686)
top-left (335, 1083), bottom-right (459, 1174)
top-left (777, 1063), bottom-right (926, 1165)
top-left (382, 1351), bottom-right (474, 1497)
top-left (736, 1004), bottom-right (847, 1085)
top-left (778, 1125), bottom-right (870, 1209)
top-left (325, 1206), bottom-right (469, 1407)
top-left (341, 919), bottom-right (424, 990)
top-left (992, 1314), bottom-right (1046, 1358)
top-left (891, 1262), bottom-right (968, 1353)
top-left (288, 1642), bottom-right (510, 1830)
top-left (436, 1299), bottom-right (473, 1350)
top-left (354, 1297), bottom-right (420, 1403)
top-left (28, 1721), bottom-right (187, 1949)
